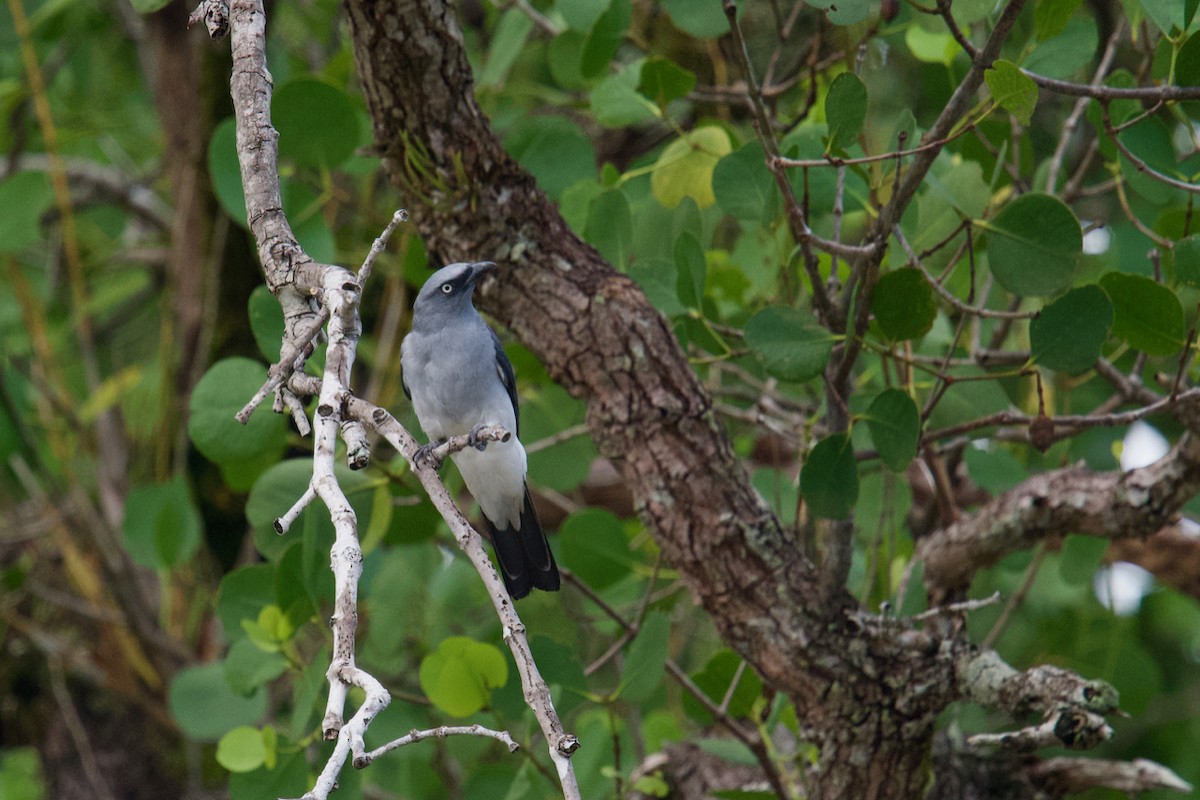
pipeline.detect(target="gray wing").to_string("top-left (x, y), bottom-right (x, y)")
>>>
top-left (491, 330), bottom-right (519, 436)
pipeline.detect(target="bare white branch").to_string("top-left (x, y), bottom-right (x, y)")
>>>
top-left (967, 708), bottom-right (1112, 751)
top-left (358, 724), bottom-right (520, 767)
top-left (274, 484), bottom-right (316, 535)
top-left (1031, 756), bottom-right (1193, 795)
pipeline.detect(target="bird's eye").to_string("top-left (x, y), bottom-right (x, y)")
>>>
top-left (441, 283), bottom-right (453, 294)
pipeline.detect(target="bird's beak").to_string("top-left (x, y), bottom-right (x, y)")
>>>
top-left (470, 261), bottom-right (497, 283)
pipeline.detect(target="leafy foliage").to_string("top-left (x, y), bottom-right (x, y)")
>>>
top-left (4, 0), bottom-right (1200, 798)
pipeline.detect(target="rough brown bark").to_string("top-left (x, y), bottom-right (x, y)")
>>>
top-left (343, 2), bottom-right (957, 797)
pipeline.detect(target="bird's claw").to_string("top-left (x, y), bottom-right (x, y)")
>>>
top-left (467, 424), bottom-right (490, 451)
top-left (413, 440), bottom-right (445, 471)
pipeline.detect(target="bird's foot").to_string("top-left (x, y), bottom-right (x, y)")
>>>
top-left (467, 423), bottom-right (491, 451)
top-left (413, 439), bottom-right (446, 471)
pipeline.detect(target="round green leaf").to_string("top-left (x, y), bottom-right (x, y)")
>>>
top-left (419, 637), bottom-right (508, 718)
top-left (1172, 234), bottom-right (1200, 288)
top-left (188, 358), bottom-right (288, 465)
top-left (660, 0), bottom-right (739, 37)
top-left (713, 141), bottom-right (775, 223)
top-left (870, 268), bottom-right (937, 341)
top-left (800, 434), bottom-right (859, 520)
top-left (0, 172), bottom-right (53, 253)
top-left (224, 638), bottom-right (288, 697)
top-left (169, 663), bottom-right (267, 741)
top-left (591, 60), bottom-right (658, 128)
top-left (248, 285), bottom-right (285, 362)
top-left (825, 72), bottom-right (868, 153)
top-left (744, 307), bottom-right (834, 382)
top-left (985, 193), bottom-right (1081, 296)
top-left (208, 118), bottom-right (248, 227)
top-left (273, 79), bottom-right (359, 170)
top-left (217, 726), bottom-right (267, 773)
top-left (524, 384), bottom-right (596, 492)
top-left (1030, 285), bottom-right (1113, 374)
top-left (650, 126), bottom-right (731, 210)
top-left (584, 188), bottom-right (633, 270)
top-left (637, 57), bottom-right (696, 107)
top-left (504, 116), bottom-right (596, 201)
top-left (559, 508), bottom-right (630, 589)
top-left (864, 390), bottom-right (920, 472)
top-left (228, 750), bottom-right (307, 800)
top-left (1099, 272), bottom-right (1185, 356)
top-left (619, 611), bottom-right (670, 703)
top-left (217, 564), bottom-right (276, 641)
top-left (122, 477), bottom-right (204, 569)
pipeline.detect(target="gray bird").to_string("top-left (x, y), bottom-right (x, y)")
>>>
top-left (400, 261), bottom-right (560, 599)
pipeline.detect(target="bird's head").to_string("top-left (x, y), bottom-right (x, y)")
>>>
top-left (413, 261), bottom-right (496, 321)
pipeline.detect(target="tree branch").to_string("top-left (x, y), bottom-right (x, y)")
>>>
top-left (918, 431), bottom-right (1200, 597)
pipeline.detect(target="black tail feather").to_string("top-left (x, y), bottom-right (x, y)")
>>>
top-left (482, 488), bottom-right (560, 600)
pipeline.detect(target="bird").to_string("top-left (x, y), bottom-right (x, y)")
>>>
top-left (400, 261), bottom-right (560, 599)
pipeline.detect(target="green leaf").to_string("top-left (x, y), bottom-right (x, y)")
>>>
top-left (217, 564), bottom-right (276, 641)
top-left (637, 57), bottom-right (696, 107)
top-left (964, 445), bottom-right (1026, 495)
top-left (985, 193), bottom-right (1081, 296)
top-left (1034, 0), bottom-right (1083, 40)
top-left (660, 0), bottom-right (738, 37)
top-left (628, 258), bottom-right (687, 317)
top-left (581, 0), bottom-right (631, 79)
top-left (1099, 272), bottom-right (1186, 356)
top-left (548, 31), bottom-right (589, 89)
top-left (1178, 33), bottom-right (1200, 88)
top-left (188, 358), bottom-right (288, 465)
top-left (864, 390), bottom-right (920, 472)
top-left (217, 726), bottom-right (268, 773)
top-left (650, 126), bottom-right (731, 210)
top-left (559, 508), bottom-right (630, 589)
top-left (169, 663), bottom-right (267, 741)
top-left (1139, 0), bottom-right (1187, 34)
top-left (619, 611), bottom-right (669, 702)
top-left (0, 171), bottom-right (53, 253)
top-left (1173, 234), bottom-right (1200, 287)
top-left (713, 141), bottom-right (776, 223)
top-left (224, 638), bottom-right (288, 696)
top-left (283, 181), bottom-right (337, 264)
top-left (504, 116), bottom-right (597, 200)
top-left (122, 477), bottom-right (203, 569)
top-left (1059, 535), bottom-right (1109, 585)
top-left (1030, 285), bottom-right (1113, 374)
top-left (674, 232), bottom-right (707, 310)
top-left (558, 0), bottom-right (609, 31)
top-left (419, 637), bottom-right (508, 718)
top-left (0, 749), bottom-right (44, 800)
top-left (744, 307), bottom-right (834, 382)
top-left (248, 285), bottom-right (285, 362)
top-left (479, 8), bottom-right (534, 88)
top-left (523, 383), bottom-right (596, 492)
top-left (800, 434), bottom-right (858, 520)
top-left (584, 188), bottom-right (633, 270)
top-left (1025, 17), bottom-right (1097, 80)
top-left (591, 62), bottom-right (659, 127)
top-left (682, 650), bottom-right (764, 725)
top-left (984, 60), bottom-right (1038, 125)
top-left (825, 72), bottom-right (868, 154)
top-left (274, 79), bottom-right (359, 170)
top-left (228, 750), bottom-right (307, 800)
top-left (870, 268), bottom-right (937, 341)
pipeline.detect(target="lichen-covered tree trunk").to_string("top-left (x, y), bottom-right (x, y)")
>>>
top-left (344, 2), bottom-right (957, 796)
